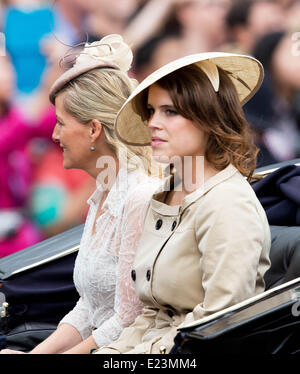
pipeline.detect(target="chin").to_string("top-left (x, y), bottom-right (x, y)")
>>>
top-left (152, 150), bottom-right (182, 165)
top-left (153, 154), bottom-right (172, 164)
top-left (62, 160), bottom-right (73, 170)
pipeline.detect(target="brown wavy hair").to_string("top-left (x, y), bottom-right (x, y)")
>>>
top-left (135, 64), bottom-right (259, 181)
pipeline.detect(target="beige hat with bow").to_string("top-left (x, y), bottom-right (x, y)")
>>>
top-left (115, 51), bottom-right (264, 146)
top-left (49, 34), bottom-right (133, 104)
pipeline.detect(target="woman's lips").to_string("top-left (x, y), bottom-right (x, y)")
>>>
top-left (151, 137), bottom-right (167, 146)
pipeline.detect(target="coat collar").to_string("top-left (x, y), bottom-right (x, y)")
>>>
top-left (151, 164), bottom-right (239, 216)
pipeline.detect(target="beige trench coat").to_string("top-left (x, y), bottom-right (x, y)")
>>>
top-left (97, 164), bottom-right (271, 354)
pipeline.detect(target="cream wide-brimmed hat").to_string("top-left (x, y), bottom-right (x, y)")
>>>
top-left (49, 34), bottom-right (133, 104)
top-left (115, 52), bottom-right (264, 146)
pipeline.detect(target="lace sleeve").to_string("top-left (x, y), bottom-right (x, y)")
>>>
top-left (91, 183), bottom-right (154, 348)
top-left (59, 297), bottom-right (92, 340)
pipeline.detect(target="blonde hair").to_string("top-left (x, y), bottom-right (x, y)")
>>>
top-left (54, 67), bottom-right (154, 174)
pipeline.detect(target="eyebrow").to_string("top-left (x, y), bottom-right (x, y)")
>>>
top-left (147, 103), bottom-right (175, 109)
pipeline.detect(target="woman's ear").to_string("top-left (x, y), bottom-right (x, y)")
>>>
top-left (90, 119), bottom-right (103, 141)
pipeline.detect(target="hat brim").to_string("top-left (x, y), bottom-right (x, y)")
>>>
top-left (49, 60), bottom-right (120, 105)
top-left (115, 52), bottom-right (264, 146)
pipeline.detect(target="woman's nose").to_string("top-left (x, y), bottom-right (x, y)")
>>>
top-left (148, 112), bottom-right (162, 130)
top-left (52, 123), bottom-right (60, 143)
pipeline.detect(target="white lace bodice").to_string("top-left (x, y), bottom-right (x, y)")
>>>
top-left (59, 168), bottom-right (159, 348)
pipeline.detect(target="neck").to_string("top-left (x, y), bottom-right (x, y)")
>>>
top-left (87, 153), bottom-right (120, 192)
top-left (173, 156), bottom-right (217, 194)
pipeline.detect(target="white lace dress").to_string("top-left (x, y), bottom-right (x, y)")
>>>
top-left (59, 168), bottom-right (159, 348)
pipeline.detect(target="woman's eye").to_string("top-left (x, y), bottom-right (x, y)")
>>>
top-left (57, 120), bottom-right (64, 127)
top-left (146, 107), bottom-right (154, 118)
top-left (165, 108), bottom-right (178, 116)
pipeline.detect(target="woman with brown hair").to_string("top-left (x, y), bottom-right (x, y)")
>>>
top-left (96, 52), bottom-right (271, 354)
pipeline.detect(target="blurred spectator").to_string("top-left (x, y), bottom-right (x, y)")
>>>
top-left (133, 0), bottom-right (231, 80)
top-left (174, 0), bottom-right (231, 52)
top-left (3, 0), bottom-right (54, 100)
top-left (85, 0), bottom-right (140, 40)
top-left (224, 0), bottom-right (284, 53)
top-left (123, 0), bottom-right (177, 51)
top-left (51, 0), bottom-right (90, 45)
top-left (0, 55), bottom-right (42, 258)
top-left (2, 0), bottom-right (90, 119)
top-left (0, 39), bottom-right (94, 257)
top-left (244, 30), bottom-right (300, 166)
top-left (283, 0), bottom-right (300, 31)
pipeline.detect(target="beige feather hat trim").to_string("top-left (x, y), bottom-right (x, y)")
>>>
top-left (115, 51), bottom-right (264, 146)
top-left (49, 34), bottom-right (133, 104)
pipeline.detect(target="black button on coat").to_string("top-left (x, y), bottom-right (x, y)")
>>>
top-left (155, 219), bottom-right (163, 230)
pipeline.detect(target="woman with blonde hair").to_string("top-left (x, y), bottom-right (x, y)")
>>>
top-left (0, 34), bottom-right (159, 354)
top-left (96, 52), bottom-right (271, 354)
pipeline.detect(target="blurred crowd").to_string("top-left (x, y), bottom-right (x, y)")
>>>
top-left (0, 0), bottom-right (299, 257)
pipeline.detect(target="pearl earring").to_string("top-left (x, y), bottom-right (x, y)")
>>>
top-left (90, 146), bottom-right (95, 151)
